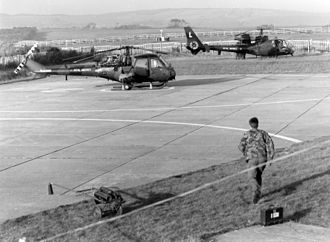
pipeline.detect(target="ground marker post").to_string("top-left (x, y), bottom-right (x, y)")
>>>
top-left (48, 183), bottom-right (54, 195)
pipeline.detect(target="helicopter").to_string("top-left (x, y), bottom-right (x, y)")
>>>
top-left (184, 26), bottom-right (294, 59)
top-left (14, 44), bottom-right (176, 90)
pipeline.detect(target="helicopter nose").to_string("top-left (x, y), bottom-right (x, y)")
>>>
top-left (290, 48), bottom-right (295, 56)
top-left (287, 47), bottom-right (294, 55)
top-left (169, 67), bottom-right (176, 80)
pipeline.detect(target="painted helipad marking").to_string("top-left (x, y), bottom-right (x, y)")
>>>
top-left (1, 97), bottom-right (329, 113)
top-left (0, 117), bottom-right (301, 143)
top-left (41, 88), bottom-right (84, 93)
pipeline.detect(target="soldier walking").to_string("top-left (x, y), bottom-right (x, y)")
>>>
top-left (238, 117), bottom-right (275, 204)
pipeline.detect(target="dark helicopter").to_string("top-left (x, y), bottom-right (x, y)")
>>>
top-left (14, 44), bottom-right (176, 90)
top-left (184, 26), bottom-right (294, 59)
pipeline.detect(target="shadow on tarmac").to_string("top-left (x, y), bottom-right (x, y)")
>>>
top-left (95, 76), bottom-right (243, 89)
top-left (170, 77), bottom-right (243, 87)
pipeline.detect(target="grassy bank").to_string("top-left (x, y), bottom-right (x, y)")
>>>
top-left (0, 68), bottom-right (30, 82)
top-left (1, 136), bottom-right (330, 241)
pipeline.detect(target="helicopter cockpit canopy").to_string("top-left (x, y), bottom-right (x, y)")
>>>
top-left (133, 53), bottom-right (168, 70)
top-left (150, 58), bottom-right (164, 68)
top-left (156, 55), bottom-right (170, 67)
top-left (272, 39), bottom-right (289, 48)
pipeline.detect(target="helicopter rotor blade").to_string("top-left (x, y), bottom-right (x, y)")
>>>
top-left (234, 30), bottom-right (250, 37)
top-left (72, 54), bottom-right (101, 64)
top-left (68, 48), bottom-right (116, 64)
top-left (63, 53), bottom-right (94, 62)
top-left (93, 47), bottom-right (125, 54)
top-left (66, 48), bottom-right (119, 64)
top-left (234, 26), bottom-right (268, 38)
top-left (132, 46), bottom-right (169, 55)
top-left (97, 45), bottom-right (169, 55)
top-left (66, 45), bottom-right (169, 64)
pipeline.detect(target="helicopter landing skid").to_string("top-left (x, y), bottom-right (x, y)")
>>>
top-left (135, 82), bottom-right (168, 90)
top-left (111, 82), bottom-right (168, 91)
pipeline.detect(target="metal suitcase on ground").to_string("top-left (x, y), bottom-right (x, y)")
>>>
top-left (260, 205), bottom-right (283, 226)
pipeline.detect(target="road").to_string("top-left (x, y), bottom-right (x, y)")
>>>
top-left (1, 74), bottom-right (330, 222)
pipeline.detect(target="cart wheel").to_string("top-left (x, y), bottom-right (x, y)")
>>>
top-left (93, 206), bottom-right (103, 218)
top-left (116, 206), bottom-right (123, 216)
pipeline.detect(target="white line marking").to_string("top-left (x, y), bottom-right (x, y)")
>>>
top-left (0, 118), bottom-right (301, 143)
top-left (41, 88), bottom-right (84, 93)
top-left (1, 97), bottom-right (328, 113)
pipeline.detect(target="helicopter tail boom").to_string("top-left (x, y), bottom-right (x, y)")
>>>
top-left (25, 59), bottom-right (47, 73)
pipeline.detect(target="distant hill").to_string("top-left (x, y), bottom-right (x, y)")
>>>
top-left (1, 8), bottom-right (330, 29)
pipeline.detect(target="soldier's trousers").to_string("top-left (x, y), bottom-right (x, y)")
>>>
top-left (247, 156), bottom-right (267, 200)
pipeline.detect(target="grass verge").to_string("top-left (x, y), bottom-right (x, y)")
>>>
top-left (1, 136), bottom-right (330, 241)
top-left (1, 52), bottom-right (330, 83)
top-left (169, 53), bottom-right (330, 75)
top-left (0, 71), bottom-right (30, 82)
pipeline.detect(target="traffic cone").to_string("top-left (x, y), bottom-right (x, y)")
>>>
top-left (48, 183), bottom-right (54, 195)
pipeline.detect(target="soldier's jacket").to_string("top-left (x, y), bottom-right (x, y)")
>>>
top-left (238, 128), bottom-right (275, 161)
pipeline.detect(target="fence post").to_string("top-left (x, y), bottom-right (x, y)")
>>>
top-left (307, 40), bottom-right (311, 53)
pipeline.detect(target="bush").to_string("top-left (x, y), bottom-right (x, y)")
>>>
top-left (0, 47), bottom-right (84, 81)
top-left (33, 47), bottom-right (82, 65)
top-left (0, 61), bottom-right (19, 71)
top-left (0, 60), bottom-right (30, 81)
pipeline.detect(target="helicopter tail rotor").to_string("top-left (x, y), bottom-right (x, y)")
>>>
top-left (14, 43), bottom-right (38, 74)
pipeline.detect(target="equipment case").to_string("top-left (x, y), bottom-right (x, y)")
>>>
top-left (260, 205), bottom-right (283, 226)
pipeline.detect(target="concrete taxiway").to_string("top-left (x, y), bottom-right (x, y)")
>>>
top-left (1, 74), bottom-right (330, 222)
top-left (215, 221), bottom-right (330, 241)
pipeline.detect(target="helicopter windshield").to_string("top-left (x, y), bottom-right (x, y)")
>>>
top-left (273, 39), bottom-right (284, 47)
top-left (281, 40), bottom-right (288, 47)
top-left (158, 56), bottom-right (170, 67)
top-left (150, 58), bottom-right (164, 68)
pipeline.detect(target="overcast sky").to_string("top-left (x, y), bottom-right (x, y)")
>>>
top-left (1, 0), bottom-right (330, 15)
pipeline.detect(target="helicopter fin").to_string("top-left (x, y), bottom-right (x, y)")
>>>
top-left (14, 43), bottom-right (44, 74)
top-left (184, 26), bottom-right (206, 55)
top-left (25, 59), bottom-right (46, 73)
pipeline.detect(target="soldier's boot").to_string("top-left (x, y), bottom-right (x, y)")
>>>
top-left (250, 177), bottom-right (262, 204)
top-left (251, 182), bottom-right (262, 204)
top-left (253, 192), bottom-right (261, 204)
top-left (248, 165), bottom-right (261, 204)
top-left (252, 167), bottom-right (264, 204)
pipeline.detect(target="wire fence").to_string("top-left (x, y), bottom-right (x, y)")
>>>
top-left (1, 39), bottom-right (330, 66)
top-left (0, 55), bottom-right (25, 65)
top-left (10, 26), bottom-right (330, 48)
